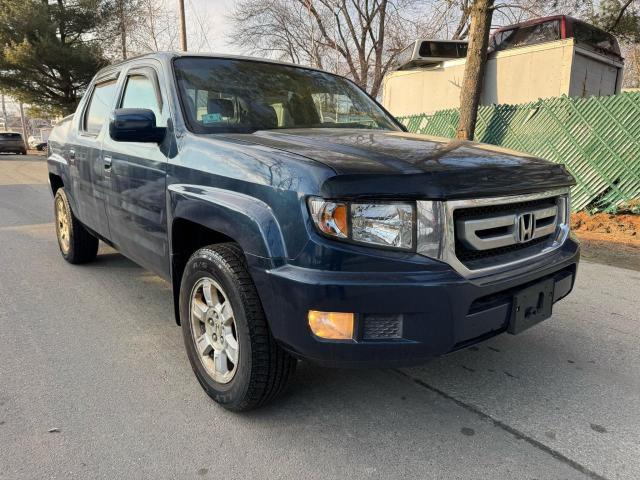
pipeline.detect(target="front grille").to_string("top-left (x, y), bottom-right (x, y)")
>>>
top-left (456, 235), bottom-right (551, 262)
top-left (454, 197), bottom-right (557, 220)
top-left (454, 196), bottom-right (559, 267)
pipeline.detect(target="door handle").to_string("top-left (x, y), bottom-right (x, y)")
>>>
top-left (104, 155), bottom-right (112, 176)
top-left (68, 149), bottom-right (75, 164)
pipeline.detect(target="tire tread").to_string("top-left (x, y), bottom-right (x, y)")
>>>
top-left (55, 189), bottom-right (99, 264)
top-left (186, 243), bottom-right (296, 411)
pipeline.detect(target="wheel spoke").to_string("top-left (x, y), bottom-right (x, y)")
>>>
top-left (190, 277), bottom-right (239, 384)
top-left (191, 299), bottom-right (208, 322)
top-left (220, 302), bottom-right (234, 324)
top-left (195, 334), bottom-right (213, 356)
top-left (202, 280), bottom-right (215, 306)
top-left (213, 350), bottom-right (229, 376)
top-left (224, 333), bottom-right (238, 365)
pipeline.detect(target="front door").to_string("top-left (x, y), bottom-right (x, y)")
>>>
top-left (102, 65), bottom-right (170, 277)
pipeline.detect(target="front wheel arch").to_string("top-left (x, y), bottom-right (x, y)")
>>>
top-left (170, 218), bottom-right (238, 325)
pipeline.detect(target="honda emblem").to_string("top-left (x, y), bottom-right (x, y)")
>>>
top-left (517, 213), bottom-right (535, 243)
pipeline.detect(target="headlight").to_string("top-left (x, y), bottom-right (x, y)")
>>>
top-left (308, 197), bottom-right (415, 250)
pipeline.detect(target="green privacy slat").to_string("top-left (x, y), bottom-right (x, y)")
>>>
top-left (397, 92), bottom-right (640, 212)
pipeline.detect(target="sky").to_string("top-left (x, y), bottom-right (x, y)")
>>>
top-left (187, 0), bottom-right (241, 54)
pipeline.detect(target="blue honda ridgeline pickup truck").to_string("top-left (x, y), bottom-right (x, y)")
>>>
top-left (47, 53), bottom-right (579, 410)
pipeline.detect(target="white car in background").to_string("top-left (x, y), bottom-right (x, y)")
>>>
top-left (28, 135), bottom-right (47, 151)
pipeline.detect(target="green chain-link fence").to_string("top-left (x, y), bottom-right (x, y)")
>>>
top-left (397, 92), bottom-right (640, 212)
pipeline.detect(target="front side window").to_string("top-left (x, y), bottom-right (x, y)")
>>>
top-left (84, 79), bottom-right (118, 135)
top-left (120, 74), bottom-right (165, 126)
top-left (173, 57), bottom-right (400, 134)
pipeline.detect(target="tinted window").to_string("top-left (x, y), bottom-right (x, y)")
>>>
top-left (419, 42), bottom-right (467, 58)
top-left (120, 74), bottom-right (165, 126)
top-left (492, 20), bottom-right (561, 52)
top-left (573, 21), bottom-right (621, 57)
top-left (174, 57), bottom-right (399, 134)
top-left (0, 133), bottom-right (22, 140)
top-left (84, 80), bottom-right (118, 135)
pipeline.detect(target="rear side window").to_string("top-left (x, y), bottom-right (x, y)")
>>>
top-left (120, 74), bottom-right (165, 126)
top-left (0, 133), bottom-right (22, 140)
top-left (84, 79), bottom-right (118, 135)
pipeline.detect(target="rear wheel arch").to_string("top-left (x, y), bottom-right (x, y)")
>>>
top-left (49, 173), bottom-right (64, 195)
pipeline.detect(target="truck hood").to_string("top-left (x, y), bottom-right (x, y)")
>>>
top-left (223, 128), bottom-right (574, 199)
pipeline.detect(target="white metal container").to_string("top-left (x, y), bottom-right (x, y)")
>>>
top-left (382, 38), bottom-right (624, 117)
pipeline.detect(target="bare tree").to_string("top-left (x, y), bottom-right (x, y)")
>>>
top-left (102, 0), bottom-right (213, 59)
top-left (127, 0), bottom-right (180, 54)
top-left (439, 0), bottom-right (589, 40)
top-left (457, 0), bottom-right (494, 140)
top-left (451, 0), bottom-right (586, 139)
top-left (622, 42), bottom-right (640, 87)
top-left (229, 0), bottom-right (452, 97)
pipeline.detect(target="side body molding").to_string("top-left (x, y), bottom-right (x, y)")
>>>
top-left (167, 184), bottom-right (287, 265)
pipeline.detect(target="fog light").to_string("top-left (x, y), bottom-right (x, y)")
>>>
top-left (308, 310), bottom-right (354, 340)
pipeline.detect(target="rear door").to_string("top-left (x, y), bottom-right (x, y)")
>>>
top-left (102, 63), bottom-right (170, 277)
top-left (72, 74), bottom-right (120, 238)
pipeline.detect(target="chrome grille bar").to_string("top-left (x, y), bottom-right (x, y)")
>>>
top-left (416, 188), bottom-right (571, 279)
top-left (456, 204), bottom-right (558, 251)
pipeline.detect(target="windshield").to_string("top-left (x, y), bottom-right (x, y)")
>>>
top-left (173, 57), bottom-right (400, 134)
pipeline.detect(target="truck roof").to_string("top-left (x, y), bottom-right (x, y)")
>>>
top-left (99, 51), bottom-right (329, 77)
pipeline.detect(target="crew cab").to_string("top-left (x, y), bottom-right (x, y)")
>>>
top-left (47, 53), bottom-right (579, 411)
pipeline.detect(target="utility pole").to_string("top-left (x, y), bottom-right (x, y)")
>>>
top-left (456, 0), bottom-right (495, 140)
top-left (178, 0), bottom-right (188, 51)
top-left (120, 0), bottom-right (127, 59)
top-left (19, 103), bottom-right (29, 147)
top-left (0, 94), bottom-right (6, 131)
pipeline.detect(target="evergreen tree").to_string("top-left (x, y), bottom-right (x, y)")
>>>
top-left (0, 0), bottom-right (115, 115)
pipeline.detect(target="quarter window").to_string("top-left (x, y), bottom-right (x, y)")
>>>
top-left (84, 80), bottom-right (118, 135)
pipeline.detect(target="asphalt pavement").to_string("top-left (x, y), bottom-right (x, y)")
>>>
top-left (0, 154), bottom-right (638, 480)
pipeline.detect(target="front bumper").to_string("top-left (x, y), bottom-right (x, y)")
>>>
top-left (251, 238), bottom-right (579, 368)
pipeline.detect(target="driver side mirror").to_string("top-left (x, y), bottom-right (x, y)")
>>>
top-left (109, 108), bottom-right (166, 143)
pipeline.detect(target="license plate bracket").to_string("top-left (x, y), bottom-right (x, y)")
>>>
top-left (508, 279), bottom-right (554, 335)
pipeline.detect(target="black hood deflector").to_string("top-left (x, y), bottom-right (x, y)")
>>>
top-left (224, 129), bottom-right (575, 199)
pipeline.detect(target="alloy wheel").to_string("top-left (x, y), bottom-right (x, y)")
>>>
top-left (55, 195), bottom-right (70, 254)
top-left (189, 277), bottom-right (240, 384)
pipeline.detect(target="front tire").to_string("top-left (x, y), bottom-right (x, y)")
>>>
top-left (180, 243), bottom-right (296, 411)
top-left (54, 188), bottom-right (99, 264)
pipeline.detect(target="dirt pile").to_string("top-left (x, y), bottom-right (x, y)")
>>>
top-left (571, 212), bottom-right (639, 245)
